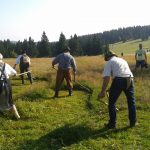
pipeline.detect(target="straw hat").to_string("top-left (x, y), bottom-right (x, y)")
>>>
top-left (104, 50), bottom-right (118, 61)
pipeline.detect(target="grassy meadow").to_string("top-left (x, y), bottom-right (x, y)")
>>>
top-left (110, 38), bottom-right (150, 55)
top-left (0, 46), bottom-right (150, 149)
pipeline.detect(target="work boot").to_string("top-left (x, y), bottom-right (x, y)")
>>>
top-left (54, 91), bottom-right (59, 98)
top-left (104, 122), bottom-right (116, 129)
top-left (69, 90), bottom-right (73, 96)
top-left (30, 78), bottom-right (33, 84)
top-left (130, 122), bottom-right (137, 127)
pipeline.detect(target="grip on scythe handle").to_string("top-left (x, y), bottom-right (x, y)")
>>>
top-left (16, 70), bottom-right (32, 76)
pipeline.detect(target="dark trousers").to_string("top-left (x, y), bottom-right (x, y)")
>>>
top-left (0, 79), bottom-right (14, 108)
top-left (19, 64), bottom-right (32, 84)
top-left (108, 77), bottom-right (136, 126)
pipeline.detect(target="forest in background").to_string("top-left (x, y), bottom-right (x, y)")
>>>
top-left (0, 25), bottom-right (150, 58)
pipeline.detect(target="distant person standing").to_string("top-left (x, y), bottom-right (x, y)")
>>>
top-left (13, 50), bottom-right (33, 84)
top-left (135, 44), bottom-right (147, 71)
top-left (52, 47), bottom-right (77, 97)
top-left (97, 50), bottom-right (136, 129)
top-left (0, 53), bottom-right (20, 119)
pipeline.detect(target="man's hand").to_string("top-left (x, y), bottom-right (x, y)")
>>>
top-left (97, 91), bottom-right (106, 101)
top-left (14, 73), bottom-right (17, 77)
top-left (13, 64), bottom-right (16, 69)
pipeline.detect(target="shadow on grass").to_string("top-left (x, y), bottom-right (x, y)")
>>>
top-left (19, 124), bottom-right (130, 150)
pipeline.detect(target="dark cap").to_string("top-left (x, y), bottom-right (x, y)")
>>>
top-left (64, 46), bottom-right (70, 52)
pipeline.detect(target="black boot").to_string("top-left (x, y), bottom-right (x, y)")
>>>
top-left (69, 89), bottom-right (73, 96)
top-left (54, 91), bottom-right (59, 98)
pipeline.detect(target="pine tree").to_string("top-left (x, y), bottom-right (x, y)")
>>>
top-left (57, 32), bottom-right (68, 54)
top-left (69, 34), bottom-right (83, 56)
top-left (38, 31), bottom-right (51, 57)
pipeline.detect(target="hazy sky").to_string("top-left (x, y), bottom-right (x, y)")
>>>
top-left (0, 0), bottom-right (150, 42)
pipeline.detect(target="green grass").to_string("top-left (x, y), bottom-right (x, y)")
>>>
top-left (110, 38), bottom-right (150, 55)
top-left (0, 50), bottom-right (150, 149)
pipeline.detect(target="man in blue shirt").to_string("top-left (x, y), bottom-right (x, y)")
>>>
top-left (52, 47), bottom-right (77, 97)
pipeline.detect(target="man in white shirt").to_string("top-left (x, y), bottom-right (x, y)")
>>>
top-left (0, 53), bottom-right (20, 119)
top-left (13, 50), bottom-right (33, 84)
top-left (97, 50), bottom-right (136, 129)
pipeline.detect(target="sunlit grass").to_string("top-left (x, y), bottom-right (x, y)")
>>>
top-left (0, 52), bottom-right (150, 149)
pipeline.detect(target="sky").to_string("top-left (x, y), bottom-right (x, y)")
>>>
top-left (0, 0), bottom-right (150, 42)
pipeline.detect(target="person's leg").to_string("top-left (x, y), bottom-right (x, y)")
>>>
top-left (54, 70), bottom-right (64, 97)
top-left (124, 80), bottom-right (136, 127)
top-left (107, 78), bottom-right (123, 127)
top-left (134, 61), bottom-right (140, 72)
top-left (26, 66), bottom-right (33, 84)
top-left (141, 60), bottom-right (145, 71)
top-left (19, 65), bottom-right (25, 84)
top-left (65, 70), bottom-right (73, 96)
top-left (6, 80), bottom-right (20, 119)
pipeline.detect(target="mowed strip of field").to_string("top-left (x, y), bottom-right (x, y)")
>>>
top-left (0, 55), bottom-right (150, 149)
top-left (110, 38), bottom-right (150, 55)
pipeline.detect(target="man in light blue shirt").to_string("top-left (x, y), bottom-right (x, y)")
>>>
top-left (52, 47), bottom-right (77, 97)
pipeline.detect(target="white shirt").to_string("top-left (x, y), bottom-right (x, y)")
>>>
top-left (0, 63), bottom-right (16, 79)
top-left (102, 56), bottom-right (133, 78)
top-left (135, 49), bottom-right (146, 61)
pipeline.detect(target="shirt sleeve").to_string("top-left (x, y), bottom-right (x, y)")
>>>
top-left (4, 63), bottom-right (17, 78)
top-left (71, 57), bottom-right (77, 72)
top-left (15, 55), bottom-right (22, 64)
top-left (52, 55), bottom-right (60, 66)
top-left (102, 61), bottom-right (112, 77)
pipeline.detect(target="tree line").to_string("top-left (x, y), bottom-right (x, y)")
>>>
top-left (0, 25), bottom-right (150, 58)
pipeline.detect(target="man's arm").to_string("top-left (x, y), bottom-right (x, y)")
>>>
top-left (71, 58), bottom-right (77, 81)
top-left (13, 55), bottom-right (22, 69)
top-left (144, 51), bottom-right (147, 63)
top-left (97, 76), bottom-right (110, 100)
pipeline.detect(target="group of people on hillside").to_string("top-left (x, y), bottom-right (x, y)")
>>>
top-left (0, 44), bottom-right (148, 128)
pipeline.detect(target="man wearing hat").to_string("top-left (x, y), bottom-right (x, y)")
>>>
top-left (0, 53), bottom-right (20, 119)
top-left (97, 50), bottom-right (136, 129)
top-left (52, 47), bottom-right (77, 97)
top-left (13, 50), bottom-right (33, 84)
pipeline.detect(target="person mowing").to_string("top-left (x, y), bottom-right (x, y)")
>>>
top-left (0, 53), bottom-right (20, 119)
top-left (97, 50), bottom-right (136, 129)
top-left (52, 46), bottom-right (77, 97)
top-left (13, 50), bottom-right (33, 84)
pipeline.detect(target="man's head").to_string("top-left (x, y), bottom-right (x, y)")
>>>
top-left (22, 50), bottom-right (26, 54)
top-left (0, 53), bottom-right (3, 62)
top-left (139, 44), bottom-right (142, 49)
top-left (64, 46), bottom-right (70, 52)
top-left (104, 50), bottom-right (118, 61)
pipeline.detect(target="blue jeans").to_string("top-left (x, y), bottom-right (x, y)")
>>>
top-left (108, 77), bottom-right (136, 126)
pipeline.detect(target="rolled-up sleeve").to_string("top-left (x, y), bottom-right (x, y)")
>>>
top-left (52, 55), bottom-right (60, 66)
top-left (102, 62), bottom-right (111, 77)
top-left (15, 55), bottom-right (22, 64)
